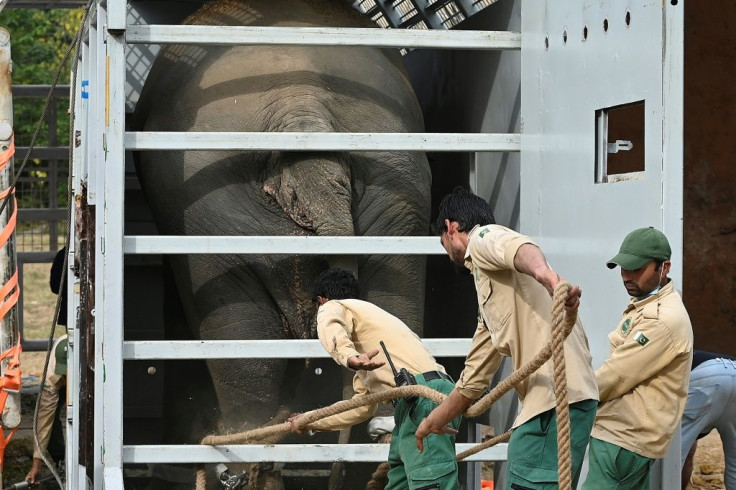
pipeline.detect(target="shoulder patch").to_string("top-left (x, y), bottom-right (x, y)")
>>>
top-left (620, 318), bottom-right (632, 335)
top-left (634, 331), bottom-right (649, 346)
top-left (478, 228), bottom-right (489, 239)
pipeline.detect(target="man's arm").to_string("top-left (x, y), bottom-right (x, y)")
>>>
top-left (33, 376), bottom-right (62, 461)
top-left (513, 243), bottom-right (581, 313)
top-left (415, 389), bottom-right (472, 451)
top-left (470, 226), bottom-right (581, 312)
top-left (316, 302), bottom-right (361, 368)
top-left (415, 321), bottom-right (501, 451)
top-left (596, 321), bottom-right (678, 401)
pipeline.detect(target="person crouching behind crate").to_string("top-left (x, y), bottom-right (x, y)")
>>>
top-left (289, 268), bottom-right (461, 490)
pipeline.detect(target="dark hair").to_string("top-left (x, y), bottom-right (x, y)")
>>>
top-left (313, 268), bottom-right (360, 301)
top-left (434, 186), bottom-right (496, 235)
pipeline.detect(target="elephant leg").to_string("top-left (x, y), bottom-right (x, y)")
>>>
top-left (169, 254), bottom-right (301, 433)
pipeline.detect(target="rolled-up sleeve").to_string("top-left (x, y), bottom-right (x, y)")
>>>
top-left (456, 321), bottom-right (503, 400)
top-left (317, 302), bottom-right (360, 369)
top-left (469, 225), bottom-right (535, 272)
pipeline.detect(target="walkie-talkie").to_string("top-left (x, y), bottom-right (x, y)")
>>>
top-left (379, 341), bottom-right (417, 405)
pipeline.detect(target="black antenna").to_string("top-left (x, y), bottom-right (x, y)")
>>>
top-left (379, 340), bottom-right (399, 377)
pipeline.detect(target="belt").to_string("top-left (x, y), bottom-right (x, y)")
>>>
top-left (420, 370), bottom-right (453, 383)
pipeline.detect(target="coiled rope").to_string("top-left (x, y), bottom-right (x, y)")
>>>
top-left (195, 282), bottom-right (576, 490)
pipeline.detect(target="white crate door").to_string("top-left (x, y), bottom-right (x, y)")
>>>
top-left (520, 2), bottom-right (683, 489)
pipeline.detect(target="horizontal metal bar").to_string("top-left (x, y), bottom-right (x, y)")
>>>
top-left (18, 251), bottom-right (59, 263)
top-left (123, 443), bottom-right (508, 463)
top-left (16, 146), bottom-right (69, 160)
top-left (123, 236), bottom-right (444, 255)
top-left (123, 339), bottom-right (472, 360)
top-left (124, 132), bottom-right (521, 152)
top-left (21, 339), bottom-right (53, 352)
top-left (126, 25), bottom-right (521, 50)
top-left (11, 85), bottom-right (71, 97)
top-left (18, 208), bottom-right (68, 221)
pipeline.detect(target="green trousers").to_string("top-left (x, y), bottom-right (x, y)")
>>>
top-left (386, 373), bottom-right (461, 490)
top-left (506, 399), bottom-right (598, 490)
top-left (581, 437), bottom-right (654, 490)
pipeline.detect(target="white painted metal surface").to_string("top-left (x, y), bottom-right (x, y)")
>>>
top-left (123, 442), bottom-right (508, 464)
top-left (99, 2), bottom-right (127, 488)
top-left (125, 131), bottom-right (521, 152)
top-left (126, 25), bottom-right (521, 49)
top-left (520, 1), bottom-right (684, 488)
top-left (123, 339), bottom-right (473, 360)
top-left (123, 236), bottom-right (444, 255)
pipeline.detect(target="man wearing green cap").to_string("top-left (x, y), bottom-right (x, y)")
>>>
top-left (582, 227), bottom-right (693, 489)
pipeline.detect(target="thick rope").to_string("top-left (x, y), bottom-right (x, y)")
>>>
top-left (195, 282), bottom-right (575, 489)
top-left (551, 284), bottom-right (572, 490)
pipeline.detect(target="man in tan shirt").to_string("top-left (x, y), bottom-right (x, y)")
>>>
top-left (582, 227), bottom-right (693, 489)
top-left (415, 188), bottom-right (599, 489)
top-left (290, 268), bottom-right (461, 489)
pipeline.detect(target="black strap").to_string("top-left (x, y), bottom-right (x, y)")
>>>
top-left (421, 370), bottom-right (453, 383)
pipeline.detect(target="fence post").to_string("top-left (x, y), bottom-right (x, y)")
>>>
top-left (0, 27), bottom-right (23, 482)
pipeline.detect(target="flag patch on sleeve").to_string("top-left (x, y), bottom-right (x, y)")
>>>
top-left (634, 332), bottom-right (649, 346)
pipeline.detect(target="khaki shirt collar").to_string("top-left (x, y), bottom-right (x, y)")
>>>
top-left (624, 280), bottom-right (675, 314)
top-left (464, 225), bottom-right (481, 269)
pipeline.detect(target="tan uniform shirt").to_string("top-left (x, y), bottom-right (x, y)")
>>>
top-left (455, 225), bottom-right (599, 428)
top-left (311, 299), bottom-right (445, 431)
top-left (592, 281), bottom-right (693, 459)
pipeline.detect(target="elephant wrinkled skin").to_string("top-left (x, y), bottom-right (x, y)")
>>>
top-left (133, 0), bottom-right (431, 487)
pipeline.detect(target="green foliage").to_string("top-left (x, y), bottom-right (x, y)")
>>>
top-left (1, 9), bottom-right (83, 214)
top-left (2, 9), bottom-right (83, 85)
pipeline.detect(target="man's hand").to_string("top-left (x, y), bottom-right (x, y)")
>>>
top-left (564, 284), bottom-right (582, 314)
top-left (25, 458), bottom-right (43, 486)
top-left (347, 349), bottom-right (386, 371)
top-left (538, 269), bottom-right (582, 314)
top-left (414, 390), bottom-right (469, 452)
top-left (288, 414), bottom-right (308, 435)
top-left (415, 416), bottom-right (458, 452)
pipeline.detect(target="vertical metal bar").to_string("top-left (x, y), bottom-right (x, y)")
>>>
top-left (107, 0), bottom-right (127, 32)
top-left (88, 8), bottom-right (103, 205)
top-left (93, 3), bottom-right (106, 485)
top-left (48, 96), bottom-right (59, 251)
top-left (595, 110), bottom-right (608, 183)
top-left (0, 28), bottom-right (22, 453)
top-left (657, 2), bottom-right (684, 488)
top-left (101, 14), bottom-right (126, 489)
top-left (68, 29), bottom-right (89, 489)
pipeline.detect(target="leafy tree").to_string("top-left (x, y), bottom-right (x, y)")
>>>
top-left (1, 9), bottom-right (83, 212)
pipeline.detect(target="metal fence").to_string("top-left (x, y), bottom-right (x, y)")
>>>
top-left (13, 84), bottom-right (70, 350)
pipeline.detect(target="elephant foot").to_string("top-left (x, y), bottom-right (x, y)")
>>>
top-left (364, 432), bottom-right (392, 490)
top-left (365, 462), bottom-right (391, 490)
top-left (245, 463), bottom-right (285, 490)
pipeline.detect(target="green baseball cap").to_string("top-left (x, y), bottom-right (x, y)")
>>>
top-left (607, 227), bottom-right (671, 270)
top-left (54, 337), bottom-right (68, 376)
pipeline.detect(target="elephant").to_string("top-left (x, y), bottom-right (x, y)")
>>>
top-left (132, 0), bottom-right (432, 487)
